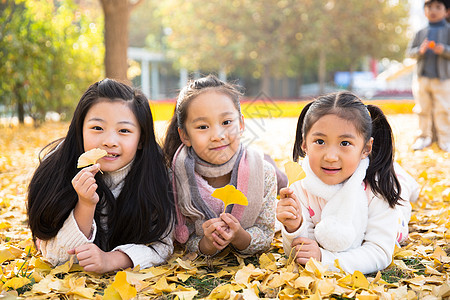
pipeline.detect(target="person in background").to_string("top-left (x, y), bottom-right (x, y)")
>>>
top-left (407, 0), bottom-right (450, 152)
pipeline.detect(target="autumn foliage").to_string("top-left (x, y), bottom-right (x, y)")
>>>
top-left (0, 107), bottom-right (449, 299)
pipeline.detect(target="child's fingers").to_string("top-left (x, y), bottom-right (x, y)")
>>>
top-left (72, 171), bottom-right (93, 187)
top-left (277, 197), bottom-right (299, 210)
top-left (73, 164), bottom-right (100, 180)
top-left (295, 256), bottom-right (310, 265)
top-left (81, 263), bottom-right (99, 272)
top-left (72, 172), bottom-right (98, 195)
top-left (292, 239), bottom-right (321, 265)
top-left (76, 250), bottom-right (93, 262)
top-left (86, 183), bottom-right (98, 197)
top-left (276, 210), bottom-right (298, 222)
top-left (211, 232), bottom-right (228, 249)
top-left (220, 213), bottom-right (238, 223)
top-left (82, 163), bottom-right (100, 174)
top-left (203, 219), bottom-right (225, 232)
top-left (203, 221), bottom-right (226, 241)
top-left (279, 187), bottom-right (294, 198)
top-left (292, 237), bottom-right (310, 247)
top-left (219, 213), bottom-right (239, 228)
top-left (215, 226), bottom-right (232, 241)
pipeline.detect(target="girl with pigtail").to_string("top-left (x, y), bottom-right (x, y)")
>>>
top-left (276, 91), bottom-right (419, 274)
top-left (164, 74), bottom-right (277, 257)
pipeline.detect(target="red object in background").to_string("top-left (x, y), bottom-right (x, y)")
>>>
top-left (370, 58), bottom-right (378, 77)
top-left (429, 41), bottom-right (436, 49)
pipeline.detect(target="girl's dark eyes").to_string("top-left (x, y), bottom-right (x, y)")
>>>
top-left (119, 129), bottom-right (131, 133)
top-left (315, 139), bottom-right (325, 145)
top-left (197, 125), bottom-right (208, 130)
top-left (223, 120), bottom-right (232, 125)
top-left (341, 141), bottom-right (351, 146)
top-left (92, 126), bottom-right (103, 131)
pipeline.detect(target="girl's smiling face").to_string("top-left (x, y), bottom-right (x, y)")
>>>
top-left (179, 91), bottom-right (244, 165)
top-left (302, 114), bottom-right (372, 185)
top-left (83, 100), bottom-right (141, 172)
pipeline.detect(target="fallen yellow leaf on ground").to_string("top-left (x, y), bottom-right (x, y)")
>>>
top-left (1, 114), bottom-right (450, 299)
top-left (111, 271), bottom-right (137, 300)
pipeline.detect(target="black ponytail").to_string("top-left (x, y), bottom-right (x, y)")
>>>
top-left (292, 92), bottom-right (402, 208)
top-left (366, 105), bottom-right (401, 207)
top-left (163, 108), bottom-right (183, 167)
top-left (293, 102), bottom-right (313, 161)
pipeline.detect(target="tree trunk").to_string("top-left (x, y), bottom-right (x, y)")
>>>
top-left (100, 0), bottom-right (130, 82)
top-left (15, 84), bottom-right (24, 124)
top-left (318, 48), bottom-right (326, 95)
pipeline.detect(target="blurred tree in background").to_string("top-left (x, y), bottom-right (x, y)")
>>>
top-left (0, 0), bottom-right (103, 124)
top-left (1, 0), bottom-right (410, 124)
top-left (157, 0), bottom-right (410, 94)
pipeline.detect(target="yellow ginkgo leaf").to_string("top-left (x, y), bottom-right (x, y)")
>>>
top-left (431, 246), bottom-right (448, 261)
top-left (103, 285), bottom-right (122, 300)
top-left (211, 185), bottom-right (248, 213)
top-left (284, 161), bottom-right (306, 185)
top-left (0, 248), bottom-right (15, 264)
top-left (3, 277), bottom-right (31, 290)
top-left (351, 270), bottom-right (370, 289)
top-left (111, 271), bottom-right (137, 300)
top-left (77, 148), bottom-right (107, 168)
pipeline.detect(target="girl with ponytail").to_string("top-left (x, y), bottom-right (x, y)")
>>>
top-left (277, 91), bottom-right (419, 274)
top-left (163, 74), bottom-right (277, 257)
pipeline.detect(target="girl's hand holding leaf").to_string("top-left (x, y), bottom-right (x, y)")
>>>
top-left (201, 218), bottom-right (228, 254)
top-left (277, 187), bottom-right (303, 233)
top-left (72, 163), bottom-right (101, 237)
top-left (207, 185), bottom-right (251, 251)
top-left (72, 164), bottom-right (101, 206)
top-left (219, 213), bottom-right (250, 251)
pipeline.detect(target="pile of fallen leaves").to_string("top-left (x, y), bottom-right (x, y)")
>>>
top-left (0, 114), bottom-right (449, 299)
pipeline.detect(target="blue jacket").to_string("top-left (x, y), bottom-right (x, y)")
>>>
top-left (407, 21), bottom-right (450, 80)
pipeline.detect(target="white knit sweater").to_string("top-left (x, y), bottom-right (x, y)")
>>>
top-left (39, 163), bottom-right (173, 270)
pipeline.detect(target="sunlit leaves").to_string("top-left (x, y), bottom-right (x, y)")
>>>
top-left (1, 112), bottom-right (449, 298)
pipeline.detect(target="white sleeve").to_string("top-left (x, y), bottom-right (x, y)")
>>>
top-left (112, 231), bottom-right (174, 270)
top-left (39, 210), bottom-right (96, 266)
top-left (281, 181), bottom-right (315, 257)
top-left (319, 196), bottom-right (397, 274)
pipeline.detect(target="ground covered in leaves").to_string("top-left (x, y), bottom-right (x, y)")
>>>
top-left (0, 113), bottom-right (449, 299)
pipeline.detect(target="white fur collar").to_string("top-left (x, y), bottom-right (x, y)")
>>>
top-left (302, 156), bottom-right (370, 252)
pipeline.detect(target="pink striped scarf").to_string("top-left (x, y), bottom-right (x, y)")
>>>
top-left (172, 144), bottom-right (264, 243)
